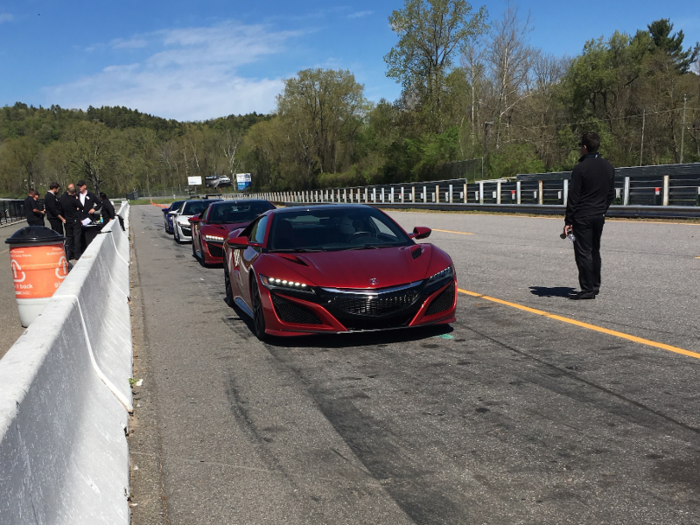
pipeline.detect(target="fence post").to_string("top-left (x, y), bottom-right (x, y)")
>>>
top-left (423, 186), bottom-right (427, 203)
top-left (623, 177), bottom-right (630, 205)
top-left (538, 180), bottom-right (544, 205)
top-left (381, 188), bottom-right (385, 203)
top-left (449, 184), bottom-right (453, 204)
top-left (400, 187), bottom-right (405, 203)
top-left (663, 175), bottom-right (670, 206)
top-left (411, 186), bottom-right (416, 203)
top-left (373, 188), bottom-right (376, 202)
top-left (516, 181), bottom-right (521, 204)
top-left (563, 179), bottom-right (568, 207)
top-left (364, 188), bottom-right (368, 203)
top-left (463, 183), bottom-right (467, 203)
top-left (435, 185), bottom-right (439, 203)
top-left (496, 182), bottom-right (502, 205)
top-left (479, 181), bottom-right (484, 205)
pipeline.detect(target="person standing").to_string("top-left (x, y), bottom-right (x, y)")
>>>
top-left (99, 192), bottom-right (116, 222)
top-left (60, 184), bottom-right (83, 260)
top-left (45, 182), bottom-right (65, 235)
top-left (76, 180), bottom-right (99, 222)
top-left (24, 189), bottom-right (45, 225)
top-left (564, 132), bottom-right (616, 300)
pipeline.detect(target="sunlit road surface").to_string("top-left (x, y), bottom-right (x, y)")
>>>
top-left (130, 205), bottom-right (700, 525)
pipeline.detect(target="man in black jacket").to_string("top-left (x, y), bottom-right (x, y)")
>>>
top-left (564, 132), bottom-right (615, 300)
top-left (59, 184), bottom-right (83, 260)
top-left (45, 182), bottom-right (65, 235)
top-left (77, 180), bottom-right (98, 222)
top-left (24, 189), bottom-right (45, 225)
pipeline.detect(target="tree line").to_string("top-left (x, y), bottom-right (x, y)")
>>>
top-left (1, 0), bottom-right (698, 198)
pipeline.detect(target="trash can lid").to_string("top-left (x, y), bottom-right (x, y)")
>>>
top-left (5, 225), bottom-right (65, 245)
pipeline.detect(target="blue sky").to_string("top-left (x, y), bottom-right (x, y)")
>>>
top-left (0, 0), bottom-right (698, 121)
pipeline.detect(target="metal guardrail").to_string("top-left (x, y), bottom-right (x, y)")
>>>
top-left (243, 163), bottom-right (700, 218)
top-left (0, 199), bottom-right (24, 226)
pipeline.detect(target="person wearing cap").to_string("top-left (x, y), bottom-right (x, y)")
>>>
top-left (59, 184), bottom-right (83, 260)
top-left (563, 132), bottom-right (615, 300)
top-left (24, 189), bottom-right (45, 226)
top-left (45, 182), bottom-right (65, 235)
top-left (76, 180), bottom-right (99, 222)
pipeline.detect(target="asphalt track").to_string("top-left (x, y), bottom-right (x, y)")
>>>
top-left (129, 205), bottom-right (700, 525)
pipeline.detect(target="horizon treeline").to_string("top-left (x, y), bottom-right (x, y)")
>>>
top-left (1, 3), bottom-right (699, 198)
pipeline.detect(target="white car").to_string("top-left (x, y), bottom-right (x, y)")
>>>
top-left (171, 199), bottom-right (220, 243)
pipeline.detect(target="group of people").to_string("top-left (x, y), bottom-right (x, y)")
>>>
top-left (24, 181), bottom-right (116, 261)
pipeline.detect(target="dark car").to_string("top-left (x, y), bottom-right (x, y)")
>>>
top-left (190, 199), bottom-right (275, 266)
top-left (163, 200), bottom-right (186, 233)
top-left (223, 204), bottom-right (456, 340)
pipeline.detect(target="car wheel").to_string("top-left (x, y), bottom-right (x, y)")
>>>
top-left (251, 278), bottom-right (267, 341)
top-left (174, 226), bottom-right (181, 244)
top-left (224, 266), bottom-right (233, 306)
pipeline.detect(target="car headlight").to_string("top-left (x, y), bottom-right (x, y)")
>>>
top-left (204, 234), bottom-right (225, 243)
top-left (427, 266), bottom-right (454, 285)
top-left (260, 275), bottom-right (314, 293)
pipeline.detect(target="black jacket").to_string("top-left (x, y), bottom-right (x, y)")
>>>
top-left (101, 198), bottom-right (116, 221)
top-left (24, 196), bottom-right (44, 225)
top-left (59, 192), bottom-right (83, 222)
top-left (45, 191), bottom-right (62, 220)
top-left (565, 153), bottom-right (615, 225)
top-left (78, 191), bottom-right (99, 220)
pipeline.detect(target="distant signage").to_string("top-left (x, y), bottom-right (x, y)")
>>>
top-left (236, 173), bottom-right (252, 191)
top-left (188, 176), bottom-right (202, 186)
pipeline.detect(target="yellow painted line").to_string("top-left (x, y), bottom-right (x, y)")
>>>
top-left (457, 288), bottom-right (700, 360)
top-left (433, 229), bottom-right (473, 236)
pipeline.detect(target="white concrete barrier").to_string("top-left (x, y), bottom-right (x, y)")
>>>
top-left (0, 203), bottom-right (132, 524)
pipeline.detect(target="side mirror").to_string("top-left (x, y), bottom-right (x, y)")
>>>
top-left (227, 235), bottom-right (249, 248)
top-left (188, 216), bottom-right (200, 224)
top-left (410, 226), bottom-right (431, 240)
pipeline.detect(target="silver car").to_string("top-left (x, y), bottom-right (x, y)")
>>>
top-left (171, 199), bottom-right (220, 243)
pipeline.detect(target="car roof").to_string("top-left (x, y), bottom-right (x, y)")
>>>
top-left (210, 199), bottom-right (271, 206)
top-left (269, 204), bottom-right (372, 215)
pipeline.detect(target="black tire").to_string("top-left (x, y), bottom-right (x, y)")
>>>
top-left (174, 226), bottom-right (181, 244)
top-left (224, 266), bottom-right (233, 306)
top-left (251, 278), bottom-right (267, 341)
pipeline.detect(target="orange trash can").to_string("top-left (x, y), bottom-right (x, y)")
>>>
top-left (5, 226), bottom-right (69, 327)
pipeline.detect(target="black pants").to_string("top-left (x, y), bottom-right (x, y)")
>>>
top-left (48, 218), bottom-right (64, 236)
top-left (572, 215), bottom-right (605, 293)
top-left (64, 220), bottom-right (82, 260)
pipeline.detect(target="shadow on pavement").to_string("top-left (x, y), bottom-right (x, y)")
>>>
top-left (529, 286), bottom-right (576, 298)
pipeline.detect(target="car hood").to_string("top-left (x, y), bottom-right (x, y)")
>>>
top-left (263, 244), bottom-right (443, 289)
top-left (203, 222), bottom-right (250, 234)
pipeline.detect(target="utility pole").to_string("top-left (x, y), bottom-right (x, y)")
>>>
top-left (680, 94), bottom-right (687, 164)
top-left (640, 109), bottom-right (645, 166)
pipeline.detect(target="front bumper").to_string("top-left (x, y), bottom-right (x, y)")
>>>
top-left (259, 276), bottom-right (457, 336)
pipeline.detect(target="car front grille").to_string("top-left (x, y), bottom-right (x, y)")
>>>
top-left (426, 281), bottom-right (455, 316)
top-left (323, 282), bottom-right (422, 317)
top-left (271, 294), bottom-right (322, 325)
top-left (181, 227), bottom-right (191, 236)
top-left (208, 243), bottom-right (223, 258)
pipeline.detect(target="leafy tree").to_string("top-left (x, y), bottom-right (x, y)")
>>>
top-left (646, 19), bottom-right (700, 74)
top-left (384, 0), bottom-right (487, 132)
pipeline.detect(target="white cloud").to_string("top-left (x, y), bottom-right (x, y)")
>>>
top-left (0, 13), bottom-right (13, 23)
top-left (348, 11), bottom-right (373, 19)
top-left (45, 21), bottom-right (300, 120)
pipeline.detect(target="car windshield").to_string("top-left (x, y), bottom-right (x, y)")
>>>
top-left (268, 207), bottom-right (412, 252)
top-left (170, 201), bottom-right (185, 211)
top-left (208, 201), bottom-right (274, 224)
top-left (182, 201), bottom-right (215, 215)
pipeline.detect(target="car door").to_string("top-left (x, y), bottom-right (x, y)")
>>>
top-left (237, 214), bottom-right (269, 309)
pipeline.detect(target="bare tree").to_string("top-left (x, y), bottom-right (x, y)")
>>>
top-left (486, 1), bottom-right (537, 149)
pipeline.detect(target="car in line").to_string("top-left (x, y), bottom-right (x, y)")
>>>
top-left (172, 199), bottom-right (221, 243)
top-left (163, 200), bottom-right (186, 233)
top-left (190, 199), bottom-right (275, 266)
top-left (223, 204), bottom-right (456, 340)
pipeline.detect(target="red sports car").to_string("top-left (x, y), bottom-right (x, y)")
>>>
top-left (190, 199), bottom-right (275, 265)
top-left (223, 204), bottom-right (456, 339)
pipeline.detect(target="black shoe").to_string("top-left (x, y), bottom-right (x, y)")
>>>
top-left (569, 291), bottom-right (596, 300)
